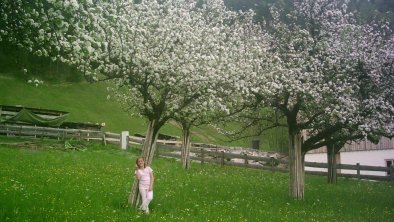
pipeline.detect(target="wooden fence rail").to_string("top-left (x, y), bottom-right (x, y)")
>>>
top-left (0, 124), bottom-right (103, 141)
top-left (1, 124), bottom-right (393, 182)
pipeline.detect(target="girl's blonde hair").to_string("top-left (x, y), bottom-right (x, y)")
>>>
top-left (136, 157), bottom-right (146, 168)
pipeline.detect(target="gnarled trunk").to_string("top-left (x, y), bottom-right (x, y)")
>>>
top-left (180, 123), bottom-right (192, 169)
top-left (128, 120), bottom-right (159, 207)
top-left (327, 144), bottom-right (340, 184)
top-left (288, 130), bottom-right (304, 199)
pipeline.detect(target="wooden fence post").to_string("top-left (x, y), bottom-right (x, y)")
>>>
top-left (270, 157), bottom-right (275, 171)
top-left (41, 126), bottom-right (45, 140)
top-left (221, 151), bottom-right (225, 166)
top-left (390, 166), bottom-right (394, 182)
top-left (244, 153), bottom-right (248, 165)
top-left (201, 148), bottom-right (205, 164)
top-left (101, 132), bottom-right (106, 145)
top-left (356, 163), bottom-right (360, 180)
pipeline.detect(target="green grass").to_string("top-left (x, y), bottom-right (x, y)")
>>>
top-left (0, 73), bottom-right (247, 147)
top-left (0, 73), bottom-right (145, 132)
top-left (1, 140), bottom-right (393, 222)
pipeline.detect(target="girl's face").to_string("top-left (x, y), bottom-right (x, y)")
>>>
top-left (137, 158), bottom-right (145, 168)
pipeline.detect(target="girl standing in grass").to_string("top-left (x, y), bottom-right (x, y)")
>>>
top-left (135, 157), bottom-right (154, 214)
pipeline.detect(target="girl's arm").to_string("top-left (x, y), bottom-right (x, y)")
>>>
top-left (135, 167), bottom-right (141, 180)
top-left (149, 171), bottom-right (154, 191)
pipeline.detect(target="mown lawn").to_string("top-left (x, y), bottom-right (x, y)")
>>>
top-left (0, 139), bottom-right (393, 221)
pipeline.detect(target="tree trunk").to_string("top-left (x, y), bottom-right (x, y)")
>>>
top-left (142, 120), bottom-right (159, 166)
top-left (128, 120), bottom-right (159, 208)
top-left (181, 123), bottom-right (192, 169)
top-left (327, 144), bottom-right (337, 184)
top-left (328, 141), bottom-right (344, 184)
top-left (288, 130), bottom-right (304, 199)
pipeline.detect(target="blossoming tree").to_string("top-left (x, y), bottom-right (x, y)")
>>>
top-left (234, 0), bottom-right (394, 199)
top-left (0, 0), bottom-right (272, 205)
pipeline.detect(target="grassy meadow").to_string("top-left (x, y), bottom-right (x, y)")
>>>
top-left (1, 138), bottom-right (393, 222)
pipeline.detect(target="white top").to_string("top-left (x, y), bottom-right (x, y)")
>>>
top-left (136, 166), bottom-right (153, 190)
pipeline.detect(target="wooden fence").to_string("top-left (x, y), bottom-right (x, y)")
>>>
top-left (1, 123), bottom-right (393, 182)
top-left (0, 124), bottom-right (103, 141)
top-left (155, 144), bottom-right (394, 182)
top-left (103, 131), bottom-right (394, 182)
top-left (308, 136), bottom-right (394, 153)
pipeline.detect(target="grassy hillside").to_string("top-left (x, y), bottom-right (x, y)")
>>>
top-left (0, 72), bottom-right (254, 147)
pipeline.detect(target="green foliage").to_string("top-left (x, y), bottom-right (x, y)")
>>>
top-left (0, 142), bottom-right (393, 221)
top-left (224, 0), bottom-right (394, 26)
top-left (0, 42), bottom-right (84, 83)
top-left (348, 0), bottom-right (394, 25)
top-left (224, 0), bottom-right (293, 23)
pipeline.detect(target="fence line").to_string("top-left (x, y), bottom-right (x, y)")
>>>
top-left (1, 124), bottom-right (393, 182)
top-left (155, 145), bottom-right (394, 182)
top-left (0, 124), bottom-right (103, 141)
top-left (308, 136), bottom-right (394, 154)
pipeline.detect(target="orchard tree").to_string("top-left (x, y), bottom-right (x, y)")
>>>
top-left (175, 11), bottom-right (268, 169)
top-left (301, 4), bottom-right (394, 185)
top-left (0, 0), bottom-right (271, 206)
top-left (233, 0), bottom-right (394, 199)
top-left (172, 95), bottom-right (221, 170)
top-left (173, 102), bottom-right (213, 170)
